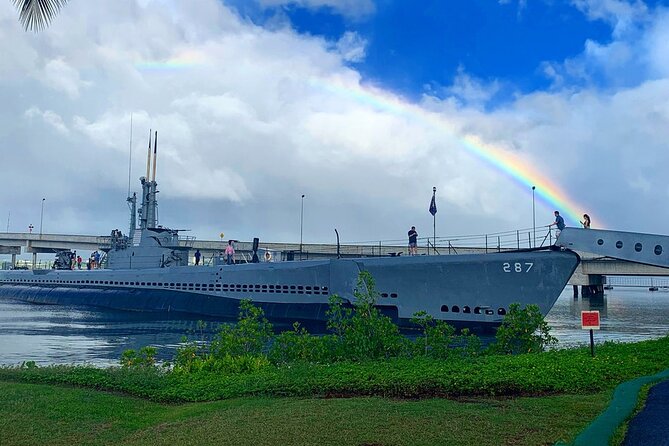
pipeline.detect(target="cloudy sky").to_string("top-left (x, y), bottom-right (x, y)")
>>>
top-left (1, 0), bottom-right (669, 253)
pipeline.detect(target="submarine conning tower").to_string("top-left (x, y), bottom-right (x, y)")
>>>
top-left (138, 130), bottom-right (159, 230)
top-left (105, 130), bottom-right (189, 269)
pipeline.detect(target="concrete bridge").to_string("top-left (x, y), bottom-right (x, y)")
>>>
top-left (3, 229), bottom-right (669, 298)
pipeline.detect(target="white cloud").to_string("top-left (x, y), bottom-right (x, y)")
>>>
top-left (40, 58), bottom-right (88, 98)
top-left (2, 0), bottom-right (669, 253)
top-left (571, 0), bottom-right (649, 37)
top-left (257, 0), bottom-right (375, 20)
top-left (441, 67), bottom-right (502, 109)
top-left (24, 107), bottom-right (69, 134)
top-left (334, 31), bottom-right (366, 63)
top-left (544, 2), bottom-right (668, 89)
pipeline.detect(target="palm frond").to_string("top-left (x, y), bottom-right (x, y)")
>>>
top-left (12, 0), bottom-right (68, 32)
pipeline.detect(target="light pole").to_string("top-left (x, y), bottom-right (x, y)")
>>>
top-left (532, 186), bottom-right (536, 248)
top-left (299, 194), bottom-right (305, 260)
top-left (39, 198), bottom-right (45, 236)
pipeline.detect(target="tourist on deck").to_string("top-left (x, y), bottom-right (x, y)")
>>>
top-left (549, 211), bottom-right (566, 238)
top-left (77, 255), bottom-right (82, 269)
top-left (581, 214), bottom-right (591, 229)
top-left (94, 251), bottom-right (101, 268)
top-left (408, 226), bottom-right (418, 256)
top-left (225, 240), bottom-right (235, 265)
top-left (194, 249), bottom-right (201, 266)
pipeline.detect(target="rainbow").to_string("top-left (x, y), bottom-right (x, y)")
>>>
top-left (310, 76), bottom-right (596, 228)
top-left (134, 49), bottom-right (206, 71)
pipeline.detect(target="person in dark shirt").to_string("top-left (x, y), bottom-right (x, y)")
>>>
top-left (408, 226), bottom-right (418, 256)
top-left (194, 249), bottom-right (201, 266)
top-left (580, 214), bottom-right (591, 229)
top-left (550, 211), bottom-right (566, 238)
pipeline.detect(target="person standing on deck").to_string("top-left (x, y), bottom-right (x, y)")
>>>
top-left (549, 211), bottom-right (566, 238)
top-left (408, 226), bottom-right (418, 256)
top-left (194, 249), bottom-right (201, 266)
top-left (580, 214), bottom-right (591, 229)
top-left (224, 241), bottom-right (235, 265)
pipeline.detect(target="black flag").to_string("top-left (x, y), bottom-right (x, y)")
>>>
top-left (429, 194), bottom-right (437, 216)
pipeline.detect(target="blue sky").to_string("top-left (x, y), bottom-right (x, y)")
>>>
top-left (229, 0), bottom-right (635, 101)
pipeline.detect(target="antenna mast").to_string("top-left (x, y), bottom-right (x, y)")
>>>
top-left (146, 129), bottom-right (152, 180)
top-left (152, 130), bottom-right (157, 182)
top-left (127, 113), bottom-right (133, 197)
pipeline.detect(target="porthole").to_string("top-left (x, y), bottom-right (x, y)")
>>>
top-left (390, 293), bottom-right (398, 298)
top-left (452, 306), bottom-right (460, 313)
top-left (616, 241), bottom-right (623, 249)
top-left (597, 239), bottom-right (604, 245)
top-left (463, 306), bottom-right (471, 313)
top-left (440, 305), bottom-right (449, 312)
top-left (498, 308), bottom-right (507, 315)
top-left (655, 245), bottom-right (663, 255)
top-left (635, 243), bottom-right (643, 252)
top-left (381, 293), bottom-right (388, 298)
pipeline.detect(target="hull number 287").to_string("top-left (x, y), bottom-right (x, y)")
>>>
top-left (502, 262), bottom-right (534, 273)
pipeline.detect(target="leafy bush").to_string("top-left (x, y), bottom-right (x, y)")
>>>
top-left (120, 346), bottom-right (158, 368)
top-left (172, 299), bottom-right (273, 374)
top-left (211, 299), bottom-right (274, 357)
top-left (268, 322), bottom-right (326, 364)
top-left (323, 271), bottom-right (408, 361)
top-left (490, 303), bottom-right (557, 354)
top-left (411, 311), bottom-right (481, 359)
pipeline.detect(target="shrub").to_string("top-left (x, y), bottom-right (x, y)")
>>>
top-left (324, 271), bottom-right (407, 361)
top-left (120, 346), bottom-right (158, 368)
top-left (410, 311), bottom-right (481, 359)
top-left (210, 299), bottom-right (274, 358)
top-left (490, 303), bottom-right (557, 354)
top-left (269, 322), bottom-right (326, 364)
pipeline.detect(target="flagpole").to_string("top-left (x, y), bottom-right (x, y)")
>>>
top-left (432, 187), bottom-right (436, 255)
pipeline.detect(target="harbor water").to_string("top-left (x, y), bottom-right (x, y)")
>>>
top-left (0, 287), bottom-right (668, 366)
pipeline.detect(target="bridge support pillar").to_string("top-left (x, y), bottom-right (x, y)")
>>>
top-left (569, 272), bottom-right (606, 297)
top-left (11, 253), bottom-right (16, 268)
top-left (581, 284), bottom-right (604, 297)
top-left (580, 274), bottom-right (605, 298)
top-left (32, 252), bottom-right (37, 269)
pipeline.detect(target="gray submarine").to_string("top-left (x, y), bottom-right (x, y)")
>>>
top-left (0, 133), bottom-right (587, 330)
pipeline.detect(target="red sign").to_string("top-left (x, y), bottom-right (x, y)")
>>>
top-left (581, 311), bottom-right (600, 330)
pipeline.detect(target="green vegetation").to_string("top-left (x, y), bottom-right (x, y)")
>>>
top-left (0, 380), bottom-right (610, 446)
top-left (1, 272), bottom-right (668, 444)
top-left (2, 337), bottom-right (669, 403)
top-left (489, 302), bottom-right (557, 354)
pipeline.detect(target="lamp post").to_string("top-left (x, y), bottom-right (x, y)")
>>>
top-left (532, 186), bottom-right (536, 248)
top-left (39, 198), bottom-right (45, 236)
top-left (299, 194), bottom-right (305, 260)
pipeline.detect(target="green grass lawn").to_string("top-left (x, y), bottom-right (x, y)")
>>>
top-left (0, 381), bottom-right (609, 446)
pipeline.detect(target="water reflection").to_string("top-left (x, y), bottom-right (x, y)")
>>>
top-left (546, 288), bottom-right (669, 347)
top-left (1, 287), bottom-right (668, 365)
